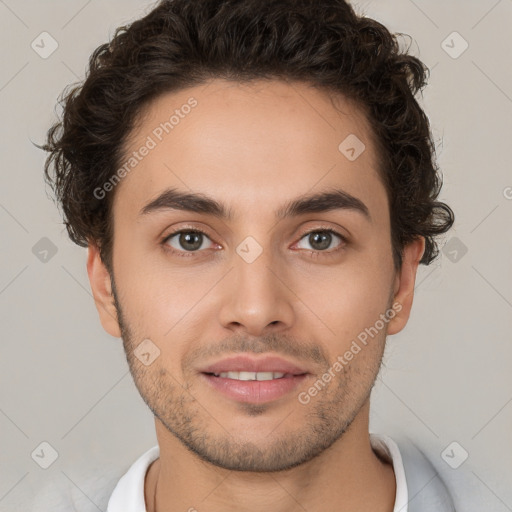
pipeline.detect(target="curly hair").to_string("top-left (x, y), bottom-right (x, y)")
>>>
top-left (41, 0), bottom-right (454, 274)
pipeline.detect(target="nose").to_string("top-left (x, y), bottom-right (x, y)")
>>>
top-left (217, 244), bottom-right (295, 337)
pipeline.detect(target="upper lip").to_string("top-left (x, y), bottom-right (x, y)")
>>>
top-left (200, 355), bottom-right (309, 375)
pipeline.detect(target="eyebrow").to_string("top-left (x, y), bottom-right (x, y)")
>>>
top-left (139, 187), bottom-right (371, 222)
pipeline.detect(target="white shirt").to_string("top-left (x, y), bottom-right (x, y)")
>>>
top-left (107, 433), bottom-right (453, 512)
top-left (27, 433), bottom-right (455, 511)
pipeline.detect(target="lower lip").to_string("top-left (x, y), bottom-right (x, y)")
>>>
top-left (201, 373), bottom-right (308, 403)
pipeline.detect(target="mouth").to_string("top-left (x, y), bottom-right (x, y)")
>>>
top-left (207, 371), bottom-right (289, 380)
top-left (199, 354), bottom-right (310, 403)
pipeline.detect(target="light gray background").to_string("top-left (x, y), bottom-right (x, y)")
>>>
top-left (1, 0), bottom-right (511, 511)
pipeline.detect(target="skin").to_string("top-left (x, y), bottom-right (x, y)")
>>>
top-left (87, 79), bottom-right (425, 512)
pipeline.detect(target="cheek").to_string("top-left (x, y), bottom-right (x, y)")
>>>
top-left (114, 255), bottom-right (223, 367)
top-left (296, 253), bottom-right (393, 349)
top-left (113, 226), bottom-right (183, 328)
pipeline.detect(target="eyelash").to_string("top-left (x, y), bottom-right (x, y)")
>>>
top-left (161, 226), bottom-right (348, 259)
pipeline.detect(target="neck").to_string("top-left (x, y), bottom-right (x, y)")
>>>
top-left (144, 402), bottom-right (396, 512)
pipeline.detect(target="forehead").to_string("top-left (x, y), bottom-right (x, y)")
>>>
top-left (113, 79), bottom-right (387, 224)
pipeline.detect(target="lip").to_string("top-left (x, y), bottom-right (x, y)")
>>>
top-left (199, 354), bottom-right (310, 404)
top-left (201, 373), bottom-right (309, 403)
top-left (199, 354), bottom-right (309, 375)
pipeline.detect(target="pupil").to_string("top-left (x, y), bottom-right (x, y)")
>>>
top-left (310, 232), bottom-right (331, 250)
top-left (181, 232), bottom-right (202, 251)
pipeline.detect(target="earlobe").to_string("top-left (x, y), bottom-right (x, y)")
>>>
top-left (86, 243), bottom-right (122, 338)
top-left (386, 236), bottom-right (426, 336)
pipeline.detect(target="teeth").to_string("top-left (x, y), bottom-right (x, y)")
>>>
top-left (216, 371), bottom-right (286, 380)
top-left (238, 371), bottom-right (256, 381)
top-left (256, 372), bottom-right (276, 381)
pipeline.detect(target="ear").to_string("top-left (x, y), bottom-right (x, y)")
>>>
top-left (86, 242), bottom-right (121, 338)
top-left (386, 236), bottom-right (426, 336)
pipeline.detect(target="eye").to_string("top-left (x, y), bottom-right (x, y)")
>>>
top-left (294, 228), bottom-right (346, 254)
top-left (161, 226), bottom-right (347, 258)
top-left (162, 228), bottom-right (215, 256)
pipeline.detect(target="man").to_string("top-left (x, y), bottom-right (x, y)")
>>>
top-left (42, 0), bottom-right (456, 510)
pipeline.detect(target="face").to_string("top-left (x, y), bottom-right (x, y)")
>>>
top-left (88, 79), bottom-right (423, 472)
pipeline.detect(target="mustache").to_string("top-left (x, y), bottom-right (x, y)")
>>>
top-left (182, 332), bottom-right (330, 370)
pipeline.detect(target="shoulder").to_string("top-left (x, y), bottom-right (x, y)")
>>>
top-left (27, 468), bottom-right (124, 511)
top-left (393, 435), bottom-right (457, 512)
